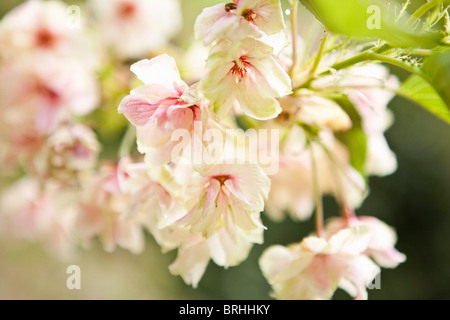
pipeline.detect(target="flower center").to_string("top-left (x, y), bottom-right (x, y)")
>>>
top-left (230, 56), bottom-right (251, 81)
top-left (35, 29), bottom-right (56, 49)
top-left (241, 9), bottom-right (256, 22)
top-left (214, 175), bottom-right (231, 186)
top-left (230, 62), bottom-right (247, 80)
top-left (118, 2), bottom-right (136, 19)
top-left (36, 83), bottom-right (59, 103)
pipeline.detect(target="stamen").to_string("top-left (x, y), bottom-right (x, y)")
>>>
top-left (214, 175), bottom-right (231, 186)
top-left (230, 62), bottom-right (247, 80)
top-left (241, 9), bottom-right (256, 22)
top-left (229, 56), bottom-right (251, 81)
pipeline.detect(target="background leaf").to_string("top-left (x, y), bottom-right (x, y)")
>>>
top-left (422, 49), bottom-right (450, 109)
top-left (335, 99), bottom-right (368, 178)
top-left (299, 0), bottom-right (442, 48)
top-left (397, 74), bottom-right (450, 124)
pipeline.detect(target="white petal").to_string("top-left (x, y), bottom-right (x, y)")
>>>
top-left (208, 226), bottom-right (255, 268)
top-left (339, 255), bottom-right (380, 300)
top-left (238, 0), bottom-right (285, 35)
top-left (130, 54), bottom-right (186, 91)
top-left (328, 226), bottom-right (371, 255)
top-left (236, 79), bottom-right (282, 120)
top-left (365, 134), bottom-right (397, 177)
top-left (250, 55), bottom-right (292, 97)
top-left (169, 239), bottom-right (210, 288)
top-left (259, 245), bottom-right (295, 283)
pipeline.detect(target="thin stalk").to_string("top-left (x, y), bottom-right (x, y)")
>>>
top-left (293, 49), bottom-right (429, 91)
top-left (289, 0), bottom-right (300, 78)
top-left (309, 33), bottom-right (329, 77)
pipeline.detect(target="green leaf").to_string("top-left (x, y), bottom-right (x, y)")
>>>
top-left (423, 49), bottom-right (450, 108)
top-left (397, 75), bottom-right (450, 124)
top-left (299, 0), bottom-right (442, 48)
top-left (335, 99), bottom-right (368, 178)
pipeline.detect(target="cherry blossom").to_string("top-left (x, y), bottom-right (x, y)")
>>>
top-left (265, 154), bottom-right (315, 221)
top-left (0, 57), bottom-right (100, 133)
top-left (170, 162), bottom-right (270, 238)
top-left (35, 123), bottom-right (100, 183)
top-left (0, 0), bottom-right (424, 300)
top-left (0, 178), bottom-right (78, 258)
top-left (89, 0), bottom-right (182, 58)
top-left (325, 216), bottom-right (407, 269)
top-left (121, 161), bottom-right (267, 288)
top-left (195, 0), bottom-right (285, 46)
top-left (0, 0), bottom-right (98, 67)
top-left (77, 160), bottom-right (145, 254)
top-left (169, 223), bottom-right (263, 288)
top-left (119, 54), bottom-right (205, 165)
top-left (260, 226), bottom-right (380, 300)
top-left (313, 64), bottom-right (399, 177)
top-left (200, 38), bottom-right (292, 120)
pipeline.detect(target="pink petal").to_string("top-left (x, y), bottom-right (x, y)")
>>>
top-left (169, 107), bottom-right (194, 130)
top-left (118, 95), bottom-right (157, 126)
top-left (204, 179), bottom-right (221, 215)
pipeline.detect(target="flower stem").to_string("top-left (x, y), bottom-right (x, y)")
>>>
top-left (309, 32), bottom-right (328, 77)
top-left (293, 48), bottom-right (429, 91)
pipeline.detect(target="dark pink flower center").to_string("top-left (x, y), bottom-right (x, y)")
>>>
top-left (36, 83), bottom-right (60, 104)
top-left (213, 175), bottom-right (232, 186)
top-left (35, 28), bottom-right (57, 49)
top-left (241, 9), bottom-right (256, 22)
top-left (118, 2), bottom-right (136, 19)
top-left (230, 56), bottom-right (251, 81)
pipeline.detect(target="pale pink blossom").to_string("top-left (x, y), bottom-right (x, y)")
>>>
top-left (34, 123), bottom-right (100, 182)
top-left (169, 224), bottom-right (263, 288)
top-left (260, 226), bottom-right (380, 300)
top-left (325, 216), bottom-right (406, 268)
top-left (173, 162), bottom-right (270, 238)
top-left (296, 95), bottom-right (352, 132)
top-left (265, 127), bottom-right (366, 221)
top-left (121, 162), bottom-right (185, 251)
top-left (78, 160), bottom-right (145, 254)
top-left (118, 54), bottom-right (204, 165)
top-left (121, 161), bottom-right (266, 288)
top-left (0, 126), bottom-right (45, 173)
top-left (314, 64), bottom-right (399, 177)
top-left (0, 178), bottom-right (78, 258)
top-left (265, 154), bottom-right (314, 221)
top-left (201, 38), bottom-right (292, 120)
top-left (90, 0), bottom-right (182, 58)
top-left (0, 57), bottom-right (100, 133)
top-left (0, 0), bottom-right (98, 67)
top-left (195, 0), bottom-right (285, 46)
top-left (316, 134), bottom-right (367, 210)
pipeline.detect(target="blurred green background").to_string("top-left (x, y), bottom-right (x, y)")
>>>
top-left (1, 0), bottom-right (449, 300)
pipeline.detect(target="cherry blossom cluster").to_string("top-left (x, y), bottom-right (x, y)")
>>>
top-left (0, 0), bottom-right (409, 299)
top-left (0, 0), bottom-right (182, 257)
top-left (116, 0), bottom-right (406, 298)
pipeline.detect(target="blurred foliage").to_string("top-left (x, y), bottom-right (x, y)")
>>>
top-left (299, 0), bottom-right (442, 48)
top-left (0, 0), bottom-right (450, 300)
